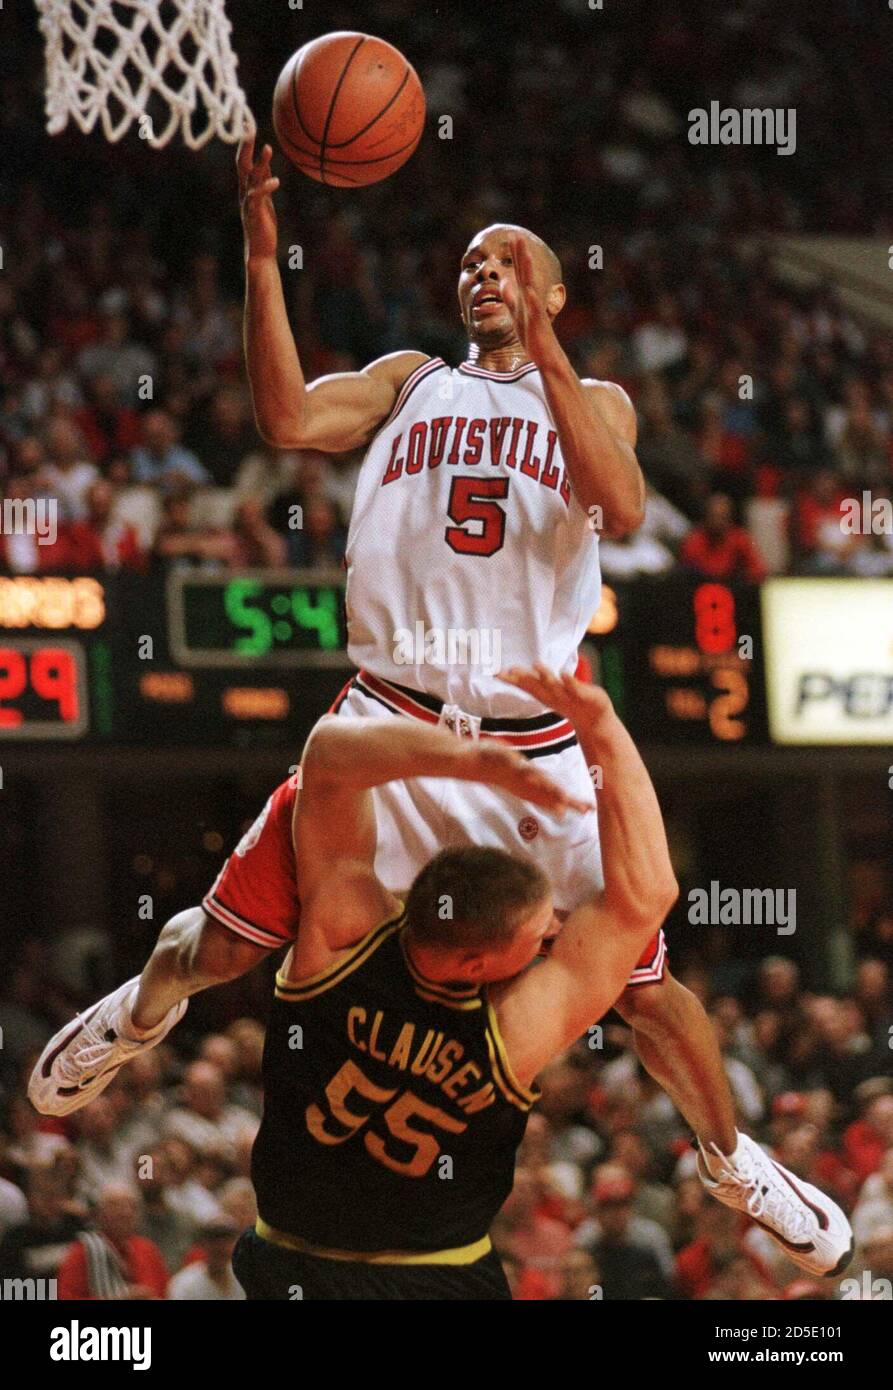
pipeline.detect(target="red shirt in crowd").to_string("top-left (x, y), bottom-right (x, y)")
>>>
top-left (73, 404), bottom-right (143, 467)
top-left (842, 1118), bottom-right (888, 1184)
top-left (675, 1236), bottom-right (773, 1300)
top-left (680, 525), bottom-right (767, 582)
top-left (57, 1235), bottom-right (169, 1300)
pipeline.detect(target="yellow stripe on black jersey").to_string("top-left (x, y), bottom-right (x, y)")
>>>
top-left (400, 932), bottom-right (483, 1010)
top-left (484, 1001), bottom-right (541, 1111)
top-left (274, 910), bottom-right (404, 1002)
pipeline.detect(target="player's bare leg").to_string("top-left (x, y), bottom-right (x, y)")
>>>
top-left (130, 909), bottom-right (270, 1030)
top-left (615, 970), bottom-right (737, 1154)
top-left (29, 910), bottom-right (269, 1117)
top-left (616, 971), bottom-right (853, 1276)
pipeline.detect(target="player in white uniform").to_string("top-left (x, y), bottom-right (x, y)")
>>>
top-left (140, 134), bottom-right (845, 1276)
top-left (336, 350), bottom-right (610, 918)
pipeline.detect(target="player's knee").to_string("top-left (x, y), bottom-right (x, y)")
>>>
top-left (189, 914), bottom-right (251, 982)
top-left (155, 908), bottom-right (240, 984)
top-left (617, 969), bottom-right (692, 1031)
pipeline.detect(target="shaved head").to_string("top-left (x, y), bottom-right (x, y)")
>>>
top-left (457, 223), bottom-right (567, 351)
top-left (463, 224), bottom-right (563, 287)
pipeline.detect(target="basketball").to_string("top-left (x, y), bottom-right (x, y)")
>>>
top-left (272, 32), bottom-right (425, 186)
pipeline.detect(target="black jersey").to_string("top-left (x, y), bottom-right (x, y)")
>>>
top-left (251, 911), bottom-right (537, 1256)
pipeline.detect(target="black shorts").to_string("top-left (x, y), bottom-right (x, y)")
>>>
top-left (232, 1227), bottom-right (511, 1301)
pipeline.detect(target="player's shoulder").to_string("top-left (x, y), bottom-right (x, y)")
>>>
top-left (580, 377), bottom-right (637, 441)
top-left (362, 350), bottom-right (438, 391)
top-left (580, 376), bottom-right (634, 414)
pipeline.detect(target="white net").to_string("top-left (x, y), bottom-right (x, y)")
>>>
top-left (35, 0), bottom-right (252, 149)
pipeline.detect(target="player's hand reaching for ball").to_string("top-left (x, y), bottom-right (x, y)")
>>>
top-left (499, 664), bottom-right (613, 729)
top-left (473, 740), bottom-right (594, 819)
top-left (237, 127), bottom-right (281, 265)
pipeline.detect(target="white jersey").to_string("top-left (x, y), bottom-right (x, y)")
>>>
top-left (345, 356), bottom-right (601, 718)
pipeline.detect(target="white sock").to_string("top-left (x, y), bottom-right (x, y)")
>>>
top-left (700, 1130), bottom-right (744, 1180)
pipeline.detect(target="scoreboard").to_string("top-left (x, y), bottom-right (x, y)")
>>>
top-left (586, 578), bottom-right (766, 745)
top-left (0, 571), bottom-right (889, 748)
top-left (0, 571), bottom-right (351, 746)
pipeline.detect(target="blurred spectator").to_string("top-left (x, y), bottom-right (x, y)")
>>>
top-left (131, 410), bottom-right (208, 492)
top-left (43, 417), bottom-right (97, 520)
top-left (575, 1166), bottom-right (670, 1300)
top-left (57, 1182), bottom-right (168, 1300)
top-left (680, 493), bottom-right (767, 581)
top-left (675, 1201), bottom-right (774, 1300)
top-left (73, 374), bottom-right (142, 467)
top-left (231, 498), bottom-right (287, 568)
top-left (286, 495), bottom-right (347, 567)
top-left (0, 1176), bottom-right (28, 1240)
top-left (152, 492), bottom-right (234, 567)
top-left (844, 1091), bottom-right (893, 1185)
top-left (187, 387), bottom-right (260, 487)
top-left (154, 1138), bottom-right (223, 1226)
top-left (852, 1148), bottom-right (893, 1246)
top-left (167, 1217), bottom-right (245, 1300)
top-left (792, 468), bottom-right (853, 572)
top-left (163, 1061), bottom-right (257, 1164)
top-left (0, 1166), bottom-right (86, 1283)
top-left (633, 295), bottom-right (687, 374)
top-left (74, 1096), bottom-right (136, 1204)
top-left (60, 478), bottom-right (146, 572)
top-left (132, 1147), bottom-right (195, 1274)
top-left (77, 312), bottom-right (157, 411)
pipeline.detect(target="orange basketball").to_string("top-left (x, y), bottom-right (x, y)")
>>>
top-left (272, 32), bottom-right (425, 187)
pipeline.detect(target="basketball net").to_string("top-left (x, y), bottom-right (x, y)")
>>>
top-left (35, 0), bottom-right (253, 149)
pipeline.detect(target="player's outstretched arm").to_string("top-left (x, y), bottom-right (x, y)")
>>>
top-left (491, 666), bottom-right (678, 1087)
top-left (238, 133), bottom-right (426, 451)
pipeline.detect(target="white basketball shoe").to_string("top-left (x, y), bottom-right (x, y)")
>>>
top-left (29, 978), bottom-right (187, 1117)
top-left (698, 1132), bottom-right (854, 1277)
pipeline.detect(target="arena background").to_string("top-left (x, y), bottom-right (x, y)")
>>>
top-left (0, 0), bottom-right (891, 1302)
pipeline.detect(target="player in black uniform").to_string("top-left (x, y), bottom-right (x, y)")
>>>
top-left (233, 664), bottom-right (678, 1299)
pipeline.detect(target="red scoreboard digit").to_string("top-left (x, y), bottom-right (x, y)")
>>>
top-left (0, 640), bottom-right (88, 739)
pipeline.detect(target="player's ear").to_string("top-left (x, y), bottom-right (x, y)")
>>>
top-left (546, 283), bottom-right (566, 321)
top-left (460, 952), bottom-right (487, 979)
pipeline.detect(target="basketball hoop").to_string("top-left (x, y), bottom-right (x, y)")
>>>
top-left (34, 0), bottom-right (253, 150)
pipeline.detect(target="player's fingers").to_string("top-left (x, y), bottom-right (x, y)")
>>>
top-left (513, 236), bottom-right (533, 285)
top-left (237, 129), bottom-right (256, 175)
top-left (532, 663), bottom-right (566, 697)
top-left (497, 669), bottom-right (548, 702)
top-left (243, 178), bottom-right (280, 203)
top-left (522, 769), bottom-right (580, 812)
top-left (559, 670), bottom-right (587, 697)
top-left (496, 667), bottom-right (534, 689)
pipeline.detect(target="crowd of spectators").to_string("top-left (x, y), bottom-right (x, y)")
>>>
top-left (1, 938), bottom-right (891, 1300)
top-left (2, 2), bottom-right (892, 584)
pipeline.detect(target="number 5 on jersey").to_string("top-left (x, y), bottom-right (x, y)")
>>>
top-left (306, 1058), bottom-right (467, 1178)
top-left (445, 477), bottom-right (509, 557)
